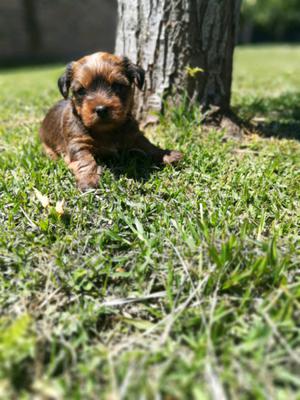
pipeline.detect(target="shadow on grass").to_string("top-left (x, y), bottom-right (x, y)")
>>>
top-left (236, 91), bottom-right (300, 140)
top-left (97, 151), bottom-right (165, 182)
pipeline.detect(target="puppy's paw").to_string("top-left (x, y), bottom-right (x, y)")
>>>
top-left (77, 167), bottom-right (102, 192)
top-left (162, 150), bottom-right (183, 165)
top-left (77, 177), bottom-right (99, 192)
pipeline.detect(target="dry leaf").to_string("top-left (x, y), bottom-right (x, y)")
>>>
top-left (34, 188), bottom-right (50, 208)
top-left (55, 199), bottom-right (65, 215)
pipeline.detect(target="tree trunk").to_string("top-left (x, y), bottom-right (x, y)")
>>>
top-left (116, 0), bottom-right (241, 128)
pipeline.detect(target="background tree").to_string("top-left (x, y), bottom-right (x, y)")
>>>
top-left (240, 0), bottom-right (300, 43)
top-left (116, 0), bottom-right (242, 132)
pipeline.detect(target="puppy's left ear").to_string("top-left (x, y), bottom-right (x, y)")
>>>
top-left (123, 57), bottom-right (145, 90)
top-left (58, 62), bottom-right (74, 99)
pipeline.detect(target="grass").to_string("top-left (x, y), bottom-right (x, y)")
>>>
top-left (0, 45), bottom-right (300, 400)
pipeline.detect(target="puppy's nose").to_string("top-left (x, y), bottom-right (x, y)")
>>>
top-left (95, 105), bottom-right (109, 119)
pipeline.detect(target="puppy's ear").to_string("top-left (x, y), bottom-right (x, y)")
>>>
top-left (123, 57), bottom-right (145, 90)
top-left (58, 62), bottom-right (74, 99)
top-left (132, 65), bottom-right (145, 90)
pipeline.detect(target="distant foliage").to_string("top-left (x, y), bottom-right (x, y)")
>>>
top-left (240, 0), bottom-right (300, 42)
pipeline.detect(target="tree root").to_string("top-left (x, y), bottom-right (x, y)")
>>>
top-left (202, 106), bottom-right (254, 140)
top-left (140, 105), bottom-right (255, 140)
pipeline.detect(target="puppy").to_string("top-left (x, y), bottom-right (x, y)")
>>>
top-left (40, 52), bottom-right (182, 191)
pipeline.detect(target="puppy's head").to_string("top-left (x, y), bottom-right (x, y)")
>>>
top-left (58, 52), bottom-right (145, 131)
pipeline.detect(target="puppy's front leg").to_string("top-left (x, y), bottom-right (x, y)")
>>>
top-left (128, 133), bottom-right (182, 165)
top-left (67, 139), bottom-right (101, 191)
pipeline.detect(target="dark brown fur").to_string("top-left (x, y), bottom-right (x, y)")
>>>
top-left (40, 52), bottom-right (182, 191)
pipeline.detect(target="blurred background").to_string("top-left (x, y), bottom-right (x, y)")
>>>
top-left (0, 0), bottom-right (117, 66)
top-left (0, 0), bottom-right (299, 66)
top-left (240, 0), bottom-right (300, 43)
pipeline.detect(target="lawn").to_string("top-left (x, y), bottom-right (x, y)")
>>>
top-left (0, 46), bottom-right (300, 399)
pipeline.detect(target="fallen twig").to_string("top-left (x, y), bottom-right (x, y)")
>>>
top-left (99, 291), bottom-right (166, 308)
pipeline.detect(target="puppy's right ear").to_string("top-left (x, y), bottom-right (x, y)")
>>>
top-left (58, 62), bottom-right (74, 99)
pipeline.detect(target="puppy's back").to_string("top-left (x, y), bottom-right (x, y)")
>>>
top-left (40, 100), bottom-right (69, 159)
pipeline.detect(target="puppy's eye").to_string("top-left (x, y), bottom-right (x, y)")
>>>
top-left (73, 87), bottom-right (86, 97)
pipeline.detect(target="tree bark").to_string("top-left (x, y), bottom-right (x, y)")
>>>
top-left (116, 0), bottom-right (241, 126)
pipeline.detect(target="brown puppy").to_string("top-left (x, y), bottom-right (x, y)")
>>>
top-left (40, 52), bottom-right (182, 191)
